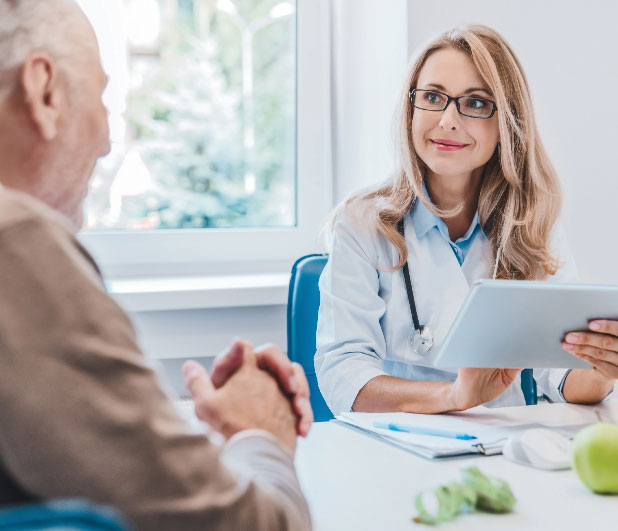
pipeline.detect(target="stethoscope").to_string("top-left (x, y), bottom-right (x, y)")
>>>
top-left (397, 217), bottom-right (434, 356)
top-left (396, 214), bottom-right (503, 357)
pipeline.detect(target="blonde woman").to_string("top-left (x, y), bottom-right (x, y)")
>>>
top-left (315, 25), bottom-right (617, 415)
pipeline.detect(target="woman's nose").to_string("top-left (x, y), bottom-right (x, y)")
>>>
top-left (439, 100), bottom-right (461, 131)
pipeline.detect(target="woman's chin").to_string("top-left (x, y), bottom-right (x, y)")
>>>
top-left (424, 160), bottom-right (472, 180)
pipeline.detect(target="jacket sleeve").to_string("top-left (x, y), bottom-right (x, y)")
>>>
top-left (315, 211), bottom-right (388, 414)
top-left (0, 218), bottom-right (311, 531)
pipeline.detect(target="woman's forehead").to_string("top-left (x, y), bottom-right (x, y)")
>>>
top-left (417, 48), bottom-right (491, 95)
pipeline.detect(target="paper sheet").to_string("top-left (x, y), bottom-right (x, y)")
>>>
top-left (334, 412), bottom-right (588, 459)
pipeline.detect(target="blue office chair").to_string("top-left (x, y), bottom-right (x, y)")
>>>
top-left (0, 499), bottom-right (130, 530)
top-left (286, 254), bottom-right (538, 418)
top-left (521, 369), bottom-right (537, 405)
top-left (287, 254), bottom-right (333, 422)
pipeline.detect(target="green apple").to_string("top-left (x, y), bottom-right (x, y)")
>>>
top-left (572, 422), bottom-right (618, 494)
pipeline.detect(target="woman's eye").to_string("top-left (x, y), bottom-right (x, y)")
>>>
top-left (466, 98), bottom-right (487, 109)
top-left (424, 92), bottom-right (442, 104)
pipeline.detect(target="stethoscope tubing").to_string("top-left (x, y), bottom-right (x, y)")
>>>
top-left (397, 217), bottom-right (422, 332)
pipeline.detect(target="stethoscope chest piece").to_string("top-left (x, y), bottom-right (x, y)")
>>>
top-left (409, 325), bottom-right (434, 355)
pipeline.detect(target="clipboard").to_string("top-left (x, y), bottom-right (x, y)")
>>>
top-left (333, 412), bottom-right (587, 459)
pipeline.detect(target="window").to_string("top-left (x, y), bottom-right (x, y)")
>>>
top-left (78, 0), bottom-right (331, 277)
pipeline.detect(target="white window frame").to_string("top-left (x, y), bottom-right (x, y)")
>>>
top-left (79, 0), bottom-right (333, 279)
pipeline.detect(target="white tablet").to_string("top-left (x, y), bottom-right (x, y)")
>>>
top-left (433, 280), bottom-right (618, 369)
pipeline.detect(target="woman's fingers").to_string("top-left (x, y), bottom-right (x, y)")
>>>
top-left (563, 330), bottom-right (618, 353)
top-left (588, 320), bottom-right (618, 337)
top-left (565, 343), bottom-right (618, 363)
top-left (563, 332), bottom-right (618, 379)
top-left (453, 368), bottom-right (521, 410)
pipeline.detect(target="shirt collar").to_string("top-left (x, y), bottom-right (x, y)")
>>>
top-left (410, 181), bottom-right (481, 244)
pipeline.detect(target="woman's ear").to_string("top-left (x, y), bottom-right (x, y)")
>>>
top-left (20, 52), bottom-right (64, 141)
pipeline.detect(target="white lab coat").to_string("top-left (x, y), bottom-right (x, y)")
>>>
top-left (315, 207), bottom-right (578, 415)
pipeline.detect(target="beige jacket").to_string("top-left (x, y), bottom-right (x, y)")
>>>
top-left (0, 189), bottom-right (311, 530)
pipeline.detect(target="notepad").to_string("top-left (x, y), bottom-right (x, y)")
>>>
top-left (334, 412), bottom-right (585, 459)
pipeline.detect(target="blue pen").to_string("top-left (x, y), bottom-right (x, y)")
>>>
top-left (372, 421), bottom-right (477, 440)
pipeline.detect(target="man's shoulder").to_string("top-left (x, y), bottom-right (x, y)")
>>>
top-left (0, 188), bottom-right (74, 236)
top-left (0, 188), bottom-right (102, 280)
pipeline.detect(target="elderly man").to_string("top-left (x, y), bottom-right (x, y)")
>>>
top-left (0, 0), bottom-right (313, 529)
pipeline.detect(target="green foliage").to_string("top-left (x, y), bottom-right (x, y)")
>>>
top-left (88, 0), bottom-right (296, 230)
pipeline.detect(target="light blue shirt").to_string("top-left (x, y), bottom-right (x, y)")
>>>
top-left (315, 203), bottom-right (580, 415)
top-left (411, 194), bottom-right (481, 266)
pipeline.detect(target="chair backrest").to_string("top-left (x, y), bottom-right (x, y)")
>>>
top-left (286, 254), bottom-right (537, 416)
top-left (287, 254), bottom-right (333, 422)
top-left (0, 499), bottom-right (130, 530)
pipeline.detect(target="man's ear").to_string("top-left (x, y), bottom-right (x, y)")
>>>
top-left (20, 52), bottom-right (64, 141)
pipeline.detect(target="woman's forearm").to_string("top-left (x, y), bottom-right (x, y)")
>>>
top-left (561, 369), bottom-right (615, 404)
top-left (352, 375), bottom-right (458, 414)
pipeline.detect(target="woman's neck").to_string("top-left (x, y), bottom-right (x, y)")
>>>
top-left (425, 168), bottom-right (483, 241)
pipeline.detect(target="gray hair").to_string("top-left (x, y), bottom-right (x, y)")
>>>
top-left (0, 0), bottom-right (93, 97)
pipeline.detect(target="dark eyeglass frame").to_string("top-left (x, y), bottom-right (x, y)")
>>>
top-left (409, 88), bottom-right (498, 119)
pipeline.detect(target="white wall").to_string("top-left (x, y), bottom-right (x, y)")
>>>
top-left (407, 0), bottom-right (618, 284)
top-left (331, 0), bottom-right (409, 200)
top-left (132, 305), bottom-right (287, 361)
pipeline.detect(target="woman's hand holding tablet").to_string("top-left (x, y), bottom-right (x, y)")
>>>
top-left (563, 320), bottom-right (618, 380)
top-left (450, 368), bottom-right (522, 411)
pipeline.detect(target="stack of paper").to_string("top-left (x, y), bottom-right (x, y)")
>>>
top-left (334, 412), bottom-right (582, 459)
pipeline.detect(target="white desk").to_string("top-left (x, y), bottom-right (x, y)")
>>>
top-left (294, 400), bottom-right (618, 531)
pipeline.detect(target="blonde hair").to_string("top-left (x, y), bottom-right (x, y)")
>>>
top-left (334, 25), bottom-right (561, 280)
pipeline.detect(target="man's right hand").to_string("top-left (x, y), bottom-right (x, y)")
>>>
top-left (208, 340), bottom-right (313, 437)
top-left (449, 368), bottom-right (522, 411)
top-left (182, 341), bottom-right (298, 453)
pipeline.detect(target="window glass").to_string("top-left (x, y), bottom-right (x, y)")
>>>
top-left (82, 0), bottom-right (296, 230)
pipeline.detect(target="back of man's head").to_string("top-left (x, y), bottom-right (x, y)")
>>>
top-left (0, 0), bottom-right (91, 99)
top-left (0, 0), bottom-right (110, 228)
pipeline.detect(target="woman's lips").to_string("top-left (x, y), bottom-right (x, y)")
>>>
top-left (431, 139), bottom-right (468, 151)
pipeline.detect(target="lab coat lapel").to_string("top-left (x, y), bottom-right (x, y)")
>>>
top-left (461, 231), bottom-right (492, 284)
top-left (405, 228), bottom-right (468, 366)
top-left (403, 220), bottom-right (492, 367)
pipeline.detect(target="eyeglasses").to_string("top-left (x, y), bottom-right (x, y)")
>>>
top-left (409, 89), bottom-right (497, 119)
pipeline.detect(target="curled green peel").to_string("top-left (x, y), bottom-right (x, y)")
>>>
top-left (413, 466), bottom-right (515, 525)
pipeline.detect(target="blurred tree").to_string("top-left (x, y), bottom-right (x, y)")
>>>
top-left (86, 0), bottom-right (296, 230)
top-left (126, 27), bottom-right (247, 228)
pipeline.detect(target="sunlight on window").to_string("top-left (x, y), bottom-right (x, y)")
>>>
top-left (80, 0), bottom-right (296, 230)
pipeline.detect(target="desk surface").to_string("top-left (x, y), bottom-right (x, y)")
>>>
top-left (294, 400), bottom-right (618, 531)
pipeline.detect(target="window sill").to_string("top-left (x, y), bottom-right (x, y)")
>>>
top-left (106, 273), bottom-right (291, 312)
